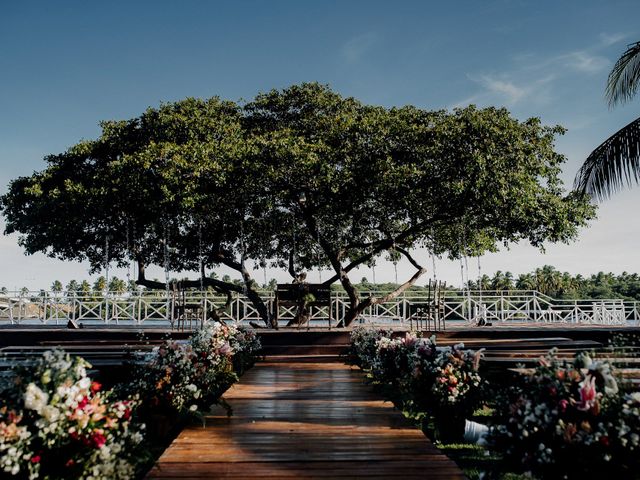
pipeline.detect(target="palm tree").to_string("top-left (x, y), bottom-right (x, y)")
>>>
top-left (575, 41), bottom-right (640, 199)
top-left (51, 280), bottom-right (63, 296)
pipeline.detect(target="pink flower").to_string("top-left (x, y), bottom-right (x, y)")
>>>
top-left (76, 396), bottom-right (89, 411)
top-left (577, 376), bottom-right (597, 412)
top-left (219, 343), bottom-right (233, 357)
top-left (559, 399), bottom-right (569, 412)
top-left (92, 431), bottom-right (107, 448)
top-left (472, 349), bottom-right (484, 371)
top-left (403, 335), bottom-right (418, 348)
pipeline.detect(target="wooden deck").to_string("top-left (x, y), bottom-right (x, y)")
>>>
top-left (146, 361), bottom-right (464, 479)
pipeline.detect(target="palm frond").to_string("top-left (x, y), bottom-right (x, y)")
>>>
top-left (574, 116), bottom-right (640, 200)
top-left (606, 41), bottom-right (640, 107)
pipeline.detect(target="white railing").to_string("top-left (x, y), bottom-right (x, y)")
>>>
top-left (0, 289), bottom-right (638, 327)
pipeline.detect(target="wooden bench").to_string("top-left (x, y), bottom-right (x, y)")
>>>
top-left (274, 284), bottom-right (332, 326)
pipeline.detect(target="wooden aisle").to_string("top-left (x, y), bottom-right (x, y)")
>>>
top-left (146, 361), bottom-right (465, 479)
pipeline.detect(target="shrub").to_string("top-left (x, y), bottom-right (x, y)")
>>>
top-left (347, 326), bottom-right (391, 369)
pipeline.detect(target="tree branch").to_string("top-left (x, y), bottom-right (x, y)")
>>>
top-left (135, 259), bottom-right (243, 293)
top-left (364, 266), bottom-right (427, 308)
top-left (394, 245), bottom-right (424, 271)
top-left (320, 212), bottom-right (457, 286)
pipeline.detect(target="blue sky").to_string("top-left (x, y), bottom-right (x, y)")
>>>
top-left (1, 0), bottom-right (639, 290)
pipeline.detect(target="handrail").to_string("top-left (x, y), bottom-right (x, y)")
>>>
top-left (0, 289), bottom-right (638, 327)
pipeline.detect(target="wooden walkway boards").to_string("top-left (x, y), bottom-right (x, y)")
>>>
top-left (146, 361), bottom-right (465, 479)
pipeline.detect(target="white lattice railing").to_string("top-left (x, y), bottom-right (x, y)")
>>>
top-left (0, 290), bottom-right (638, 327)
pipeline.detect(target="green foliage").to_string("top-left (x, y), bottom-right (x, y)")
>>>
top-left (79, 280), bottom-right (91, 294)
top-left (606, 41), bottom-right (640, 107)
top-left (65, 280), bottom-right (79, 293)
top-left (0, 98), bottom-right (251, 277)
top-left (244, 83), bottom-right (595, 323)
top-left (575, 41), bottom-right (640, 200)
top-left (463, 265), bottom-right (640, 301)
top-left (93, 276), bottom-right (107, 293)
top-left (108, 277), bottom-right (127, 294)
top-left (0, 83), bottom-right (595, 325)
top-left (50, 280), bottom-right (63, 293)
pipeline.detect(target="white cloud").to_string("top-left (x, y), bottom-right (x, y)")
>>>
top-left (341, 33), bottom-right (378, 63)
top-left (456, 33), bottom-right (618, 109)
top-left (599, 32), bottom-right (629, 47)
top-left (561, 51), bottom-right (609, 74)
top-left (475, 75), bottom-right (528, 104)
top-left (462, 73), bottom-right (555, 108)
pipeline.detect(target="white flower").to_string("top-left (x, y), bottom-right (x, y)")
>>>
top-left (131, 432), bottom-right (144, 444)
top-left (24, 383), bottom-right (49, 414)
top-left (628, 392), bottom-right (640, 403)
top-left (41, 405), bottom-right (60, 423)
top-left (77, 377), bottom-right (91, 390)
top-left (189, 404), bottom-right (198, 411)
top-left (74, 363), bottom-right (87, 378)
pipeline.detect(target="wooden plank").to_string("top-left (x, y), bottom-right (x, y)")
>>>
top-left (146, 362), bottom-right (464, 479)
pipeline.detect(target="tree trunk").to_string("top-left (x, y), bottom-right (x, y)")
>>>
top-left (286, 298), bottom-right (311, 327)
top-left (244, 281), bottom-right (276, 329)
top-left (342, 267), bottom-right (428, 327)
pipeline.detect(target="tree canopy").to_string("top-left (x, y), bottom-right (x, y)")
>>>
top-left (245, 84), bottom-right (595, 324)
top-left (1, 83), bottom-right (595, 326)
top-left (1, 97), bottom-right (275, 325)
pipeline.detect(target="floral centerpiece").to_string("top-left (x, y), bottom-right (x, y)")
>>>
top-left (488, 350), bottom-right (640, 478)
top-left (0, 350), bottom-right (146, 479)
top-left (347, 326), bottom-right (392, 369)
top-left (226, 325), bottom-right (262, 375)
top-left (349, 328), bottom-right (485, 442)
top-left (129, 323), bottom-right (261, 420)
top-left (408, 340), bottom-right (484, 441)
top-left (372, 335), bottom-right (417, 387)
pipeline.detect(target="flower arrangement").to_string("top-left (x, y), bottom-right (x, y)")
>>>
top-left (410, 341), bottom-right (484, 415)
top-left (349, 328), bottom-right (485, 441)
top-left (0, 350), bottom-right (146, 480)
top-left (488, 350), bottom-right (640, 478)
top-left (347, 326), bottom-right (391, 369)
top-left (130, 323), bottom-right (261, 417)
top-left (226, 325), bottom-right (262, 375)
top-left (372, 335), bottom-right (416, 387)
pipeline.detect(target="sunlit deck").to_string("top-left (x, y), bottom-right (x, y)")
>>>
top-left (146, 361), bottom-right (464, 479)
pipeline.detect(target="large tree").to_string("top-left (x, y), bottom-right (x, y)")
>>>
top-left (0, 98), bottom-right (276, 326)
top-left (245, 83), bottom-right (595, 326)
top-left (575, 41), bottom-right (640, 199)
top-left (2, 84), bottom-right (595, 327)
